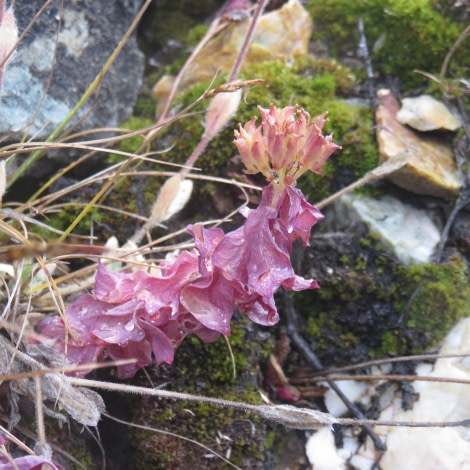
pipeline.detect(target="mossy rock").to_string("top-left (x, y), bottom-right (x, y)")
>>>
top-left (296, 230), bottom-right (470, 365)
top-left (128, 316), bottom-right (277, 469)
top-left (306, 0), bottom-right (469, 89)
top-left (397, 257), bottom-right (470, 352)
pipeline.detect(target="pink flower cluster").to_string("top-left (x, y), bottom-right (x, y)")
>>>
top-left (39, 105), bottom-right (340, 378)
top-left (234, 104), bottom-right (340, 186)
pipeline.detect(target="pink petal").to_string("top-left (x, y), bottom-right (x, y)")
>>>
top-left (237, 291), bottom-right (279, 326)
top-left (139, 319), bottom-right (176, 364)
top-left (278, 185), bottom-right (324, 246)
top-left (94, 263), bottom-right (136, 303)
top-left (90, 301), bottom-right (146, 345)
top-left (0, 455), bottom-right (58, 470)
top-left (180, 268), bottom-right (234, 335)
top-left (107, 339), bottom-right (153, 378)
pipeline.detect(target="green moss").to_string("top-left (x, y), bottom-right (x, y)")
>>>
top-left (293, 55), bottom-right (357, 94)
top-left (185, 23), bottom-right (210, 45)
top-left (44, 205), bottom-right (94, 234)
top-left (399, 256), bottom-right (470, 342)
top-left (379, 331), bottom-right (401, 356)
top-left (177, 315), bottom-right (273, 385)
top-left (305, 310), bottom-right (342, 350)
top-left (340, 331), bottom-right (360, 347)
top-left (131, 315), bottom-right (276, 468)
top-left (296, 232), bottom-right (470, 366)
top-left (306, 0), bottom-right (469, 89)
top-left (133, 96), bottom-right (157, 120)
top-left (355, 254), bottom-right (367, 271)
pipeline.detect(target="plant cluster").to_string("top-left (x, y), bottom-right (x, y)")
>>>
top-left (38, 104), bottom-right (340, 378)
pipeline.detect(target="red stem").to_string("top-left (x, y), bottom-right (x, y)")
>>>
top-left (228, 0), bottom-right (268, 82)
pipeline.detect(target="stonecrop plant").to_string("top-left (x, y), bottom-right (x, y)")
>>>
top-left (38, 104), bottom-right (341, 378)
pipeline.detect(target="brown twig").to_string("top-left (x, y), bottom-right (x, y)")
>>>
top-left (290, 373), bottom-right (470, 386)
top-left (440, 23), bottom-right (470, 79)
top-left (307, 352), bottom-right (470, 377)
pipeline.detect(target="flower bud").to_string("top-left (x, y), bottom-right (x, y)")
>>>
top-left (204, 88), bottom-right (242, 139)
top-left (150, 174), bottom-right (194, 225)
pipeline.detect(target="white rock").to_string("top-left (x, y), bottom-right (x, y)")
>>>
top-left (307, 382), bottom-right (371, 469)
top-left (323, 379), bottom-right (369, 417)
top-left (334, 193), bottom-right (441, 265)
top-left (307, 318), bottom-right (470, 470)
top-left (305, 427), bottom-right (346, 470)
top-left (396, 95), bottom-right (461, 131)
top-left (369, 318), bottom-right (470, 470)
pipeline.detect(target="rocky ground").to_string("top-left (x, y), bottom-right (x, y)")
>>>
top-left (1, 1), bottom-right (470, 469)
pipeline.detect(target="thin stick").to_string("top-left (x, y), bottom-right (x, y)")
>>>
top-left (69, 377), bottom-right (470, 430)
top-left (315, 150), bottom-right (412, 209)
top-left (291, 373), bottom-right (470, 386)
top-left (440, 23), bottom-right (470, 79)
top-left (228, 0), bottom-right (267, 82)
top-left (34, 375), bottom-right (46, 453)
top-left (339, 417), bottom-right (470, 428)
top-left (0, 358), bottom-right (136, 382)
top-left (308, 353), bottom-right (470, 377)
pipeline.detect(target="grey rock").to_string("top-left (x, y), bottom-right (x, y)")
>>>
top-left (333, 193), bottom-right (441, 265)
top-left (0, 0), bottom-right (144, 172)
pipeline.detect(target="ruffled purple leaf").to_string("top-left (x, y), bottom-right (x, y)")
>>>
top-left (0, 455), bottom-right (58, 470)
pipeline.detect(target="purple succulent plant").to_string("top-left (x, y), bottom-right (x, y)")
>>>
top-left (38, 105), bottom-right (340, 378)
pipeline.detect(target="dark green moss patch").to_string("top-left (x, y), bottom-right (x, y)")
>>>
top-left (397, 256), bottom-right (470, 349)
top-left (129, 316), bottom-right (277, 469)
top-left (307, 0), bottom-right (469, 89)
top-left (296, 232), bottom-right (470, 366)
